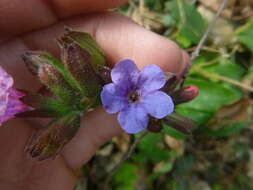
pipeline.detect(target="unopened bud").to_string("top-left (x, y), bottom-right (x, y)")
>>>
top-left (172, 85), bottom-right (199, 104)
top-left (163, 113), bottom-right (196, 136)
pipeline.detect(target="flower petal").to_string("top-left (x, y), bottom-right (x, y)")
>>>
top-left (118, 105), bottom-right (148, 134)
top-left (0, 94), bottom-right (8, 116)
top-left (111, 59), bottom-right (139, 86)
top-left (0, 88), bottom-right (29, 125)
top-left (0, 66), bottom-right (13, 96)
top-left (101, 83), bottom-right (128, 114)
top-left (142, 91), bottom-right (174, 119)
top-left (137, 64), bottom-right (165, 94)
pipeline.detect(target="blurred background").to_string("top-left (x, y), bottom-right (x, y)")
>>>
top-left (76, 0), bottom-right (253, 189)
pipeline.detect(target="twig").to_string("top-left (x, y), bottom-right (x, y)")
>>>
top-left (190, 0), bottom-right (229, 61)
top-left (102, 131), bottom-right (149, 190)
top-left (193, 66), bottom-right (253, 92)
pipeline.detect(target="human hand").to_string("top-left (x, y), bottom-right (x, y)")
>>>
top-left (0, 0), bottom-right (189, 189)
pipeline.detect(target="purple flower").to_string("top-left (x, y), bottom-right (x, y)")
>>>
top-left (0, 66), bottom-right (29, 125)
top-left (101, 59), bottom-right (174, 134)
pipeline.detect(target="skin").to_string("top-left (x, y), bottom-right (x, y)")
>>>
top-left (0, 0), bottom-right (190, 189)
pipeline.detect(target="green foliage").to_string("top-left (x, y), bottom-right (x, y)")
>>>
top-left (162, 124), bottom-right (187, 140)
top-left (237, 18), bottom-right (253, 53)
top-left (133, 133), bottom-right (171, 163)
top-left (176, 77), bottom-right (242, 126)
top-left (166, 0), bottom-right (207, 47)
top-left (41, 97), bottom-right (75, 116)
top-left (198, 121), bottom-right (250, 137)
top-left (114, 163), bottom-right (138, 190)
top-left (202, 58), bottom-right (246, 81)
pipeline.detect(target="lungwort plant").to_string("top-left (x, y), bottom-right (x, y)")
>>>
top-left (0, 28), bottom-right (198, 161)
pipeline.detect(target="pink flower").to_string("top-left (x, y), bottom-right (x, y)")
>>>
top-left (0, 66), bottom-right (29, 125)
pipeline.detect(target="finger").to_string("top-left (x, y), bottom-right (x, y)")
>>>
top-left (1, 12), bottom-right (185, 91)
top-left (62, 107), bottom-right (123, 169)
top-left (22, 12), bottom-right (185, 73)
top-left (0, 0), bottom-right (128, 39)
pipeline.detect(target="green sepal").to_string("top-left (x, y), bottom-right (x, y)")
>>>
top-left (61, 28), bottom-right (106, 73)
top-left (26, 113), bottom-right (81, 161)
top-left (22, 28), bottom-right (109, 160)
top-left (38, 63), bottom-right (83, 104)
top-left (23, 51), bottom-right (86, 96)
top-left (59, 41), bottom-right (103, 106)
top-left (19, 93), bottom-right (75, 117)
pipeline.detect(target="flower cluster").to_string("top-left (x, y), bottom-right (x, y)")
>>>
top-left (0, 66), bottom-right (28, 125)
top-left (101, 59), bottom-right (174, 134)
top-left (17, 29), bottom-right (198, 160)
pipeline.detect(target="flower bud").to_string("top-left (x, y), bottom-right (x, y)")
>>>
top-left (172, 85), bottom-right (199, 104)
top-left (163, 113), bottom-right (196, 136)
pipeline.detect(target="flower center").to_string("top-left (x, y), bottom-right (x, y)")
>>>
top-left (128, 91), bottom-right (140, 103)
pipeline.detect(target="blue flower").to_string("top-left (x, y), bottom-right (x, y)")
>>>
top-left (101, 59), bottom-right (174, 134)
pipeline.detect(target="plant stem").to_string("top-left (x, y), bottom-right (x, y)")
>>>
top-left (191, 0), bottom-right (229, 61)
top-left (193, 65), bottom-right (253, 92)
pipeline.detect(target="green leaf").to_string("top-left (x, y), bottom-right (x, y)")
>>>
top-left (162, 124), bottom-right (187, 140)
top-left (114, 163), bottom-right (138, 190)
top-left (201, 58), bottom-right (245, 81)
top-left (182, 78), bottom-right (242, 111)
top-left (176, 106), bottom-right (213, 126)
top-left (248, 63), bottom-right (253, 79)
top-left (166, 0), bottom-right (207, 47)
top-left (175, 34), bottom-right (192, 48)
top-left (237, 18), bottom-right (253, 53)
top-left (133, 133), bottom-right (170, 163)
top-left (198, 121), bottom-right (250, 137)
top-left (176, 78), bottom-right (242, 126)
